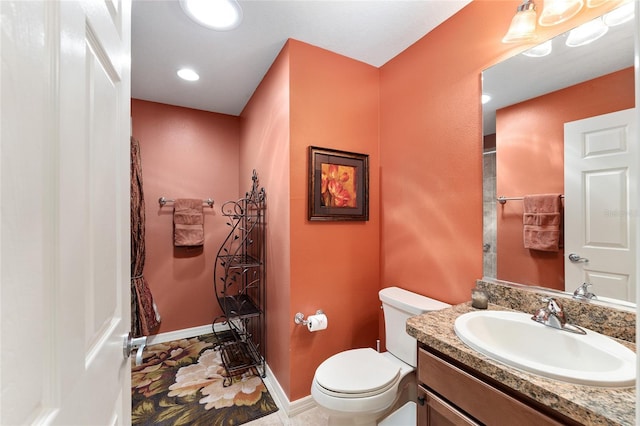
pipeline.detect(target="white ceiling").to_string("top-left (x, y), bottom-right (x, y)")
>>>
top-left (131, 0), bottom-right (471, 116)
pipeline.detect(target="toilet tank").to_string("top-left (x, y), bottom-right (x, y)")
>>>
top-left (379, 286), bottom-right (450, 367)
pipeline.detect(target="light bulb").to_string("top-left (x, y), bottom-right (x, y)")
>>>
top-left (539, 0), bottom-right (584, 26)
top-left (603, 2), bottom-right (635, 26)
top-left (177, 68), bottom-right (200, 81)
top-left (566, 18), bottom-right (608, 47)
top-left (522, 39), bottom-right (553, 57)
top-left (502, 0), bottom-right (537, 43)
top-left (180, 0), bottom-right (243, 31)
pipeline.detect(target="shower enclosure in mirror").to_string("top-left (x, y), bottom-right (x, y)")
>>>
top-left (482, 2), bottom-right (637, 305)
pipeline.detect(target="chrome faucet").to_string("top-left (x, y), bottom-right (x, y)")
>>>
top-left (573, 282), bottom-right (597, 300)
top-left (531, 297), bottom-right (586, 335)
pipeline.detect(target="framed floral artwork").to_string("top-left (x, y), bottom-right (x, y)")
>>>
top-left (308, 146), bottom-right (369, 221)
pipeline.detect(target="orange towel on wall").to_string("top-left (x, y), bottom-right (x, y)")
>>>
top-left (523, 194), bottom-right (562, 252)
top-left (174, 199), bottom-right (204, 247)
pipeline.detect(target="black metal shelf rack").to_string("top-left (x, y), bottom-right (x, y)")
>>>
top-left (213, 170), bottom-right (266, 386)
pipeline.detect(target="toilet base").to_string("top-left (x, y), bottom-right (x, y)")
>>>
top-left (378, 401), bottom-right (416, 426)
top-left (327, 413), bottom-right (379, 426)
top-left (317, 371), bottom-right (417, 426)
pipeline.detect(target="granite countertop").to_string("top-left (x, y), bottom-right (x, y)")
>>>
top-left (407, 302), bottom-right (636, 426)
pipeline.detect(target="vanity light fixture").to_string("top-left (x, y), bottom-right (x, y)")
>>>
top-left (602, 1), bottom-right (635, 26)
top-left (587, 0), bottom-right (622, 8)
top-left (522, 39), bottom-right (553, 57)
top-left (502, 0), bottom-right (538, 43)
top-left (586, 0), bottom-right (607, 7)
top-left (538, 0), bottom-right (584, 26)
top-left (179, 0), bottom-right (243, 31)
top-left (177, 68), bottom-right (200, 81)
top-left (565, 17), bottom-right (608, 47)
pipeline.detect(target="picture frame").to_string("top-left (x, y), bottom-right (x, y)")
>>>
top-left (308, 146), bottom-right (369, 221)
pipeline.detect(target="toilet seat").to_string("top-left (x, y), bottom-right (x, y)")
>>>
top-left (314, 348), bottom-right (400, 398)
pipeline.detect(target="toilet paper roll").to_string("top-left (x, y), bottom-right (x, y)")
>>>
top-left (306, 313), bottom-right (328, 332)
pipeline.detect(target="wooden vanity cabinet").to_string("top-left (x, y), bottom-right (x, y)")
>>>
top-left (417, 386), bottom-right (478, 426)
top-left (417, 346), bottom-right (578, 426)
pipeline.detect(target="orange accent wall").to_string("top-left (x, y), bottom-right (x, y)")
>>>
top-left (239, 43), bottom-right (293, 399)
top-left (496, 68), bottom-right (635, 290)
top-left (378, 0), bottom-right (623, 308)
top-left (379, 2), bottom-right (499, 307)
top-left (240, 39), bottom-right (381, 402)
top-left (131, 99), bottom-right (240, 333)
top-left (288, 40), bottom-right (381, 401)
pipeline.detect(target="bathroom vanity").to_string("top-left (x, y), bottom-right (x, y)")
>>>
top-left (417, 346), bottom-right (568, 425)
top-left (407, 293), bottom-right (636, 425)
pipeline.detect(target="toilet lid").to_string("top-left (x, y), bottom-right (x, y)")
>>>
top-left (315, 348), bottom-right (400, 395)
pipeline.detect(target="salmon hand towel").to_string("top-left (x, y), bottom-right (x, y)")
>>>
top-left (173, 199), bottom-right (204, 247)
top-left (523, 194), bottom-right (562, 252)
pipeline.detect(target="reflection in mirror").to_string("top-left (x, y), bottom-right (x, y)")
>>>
top-left (482, 3), bottom-right (636, 307)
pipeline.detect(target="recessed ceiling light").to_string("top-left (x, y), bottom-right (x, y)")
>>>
top-left (177, 68), bottom-right (200, 82)
top-left (522, 40), bottom-right (553, 57)
top-left (603, 2), bottom-right (635, 27)
top-left (179, 0), bottom-right (243, 31)
top-left (566, 18), bottom-right (608, 47)
top-left (481, 94), bottom-right (492, 104)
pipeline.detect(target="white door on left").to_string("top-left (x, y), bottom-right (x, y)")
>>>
top-left (1, 0), bottom-right (132, 424)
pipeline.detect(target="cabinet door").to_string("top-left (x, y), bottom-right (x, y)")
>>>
top-left (418, 349), bottom-right (566, 426)
top-left (418, 386), bottom-right (479, 426)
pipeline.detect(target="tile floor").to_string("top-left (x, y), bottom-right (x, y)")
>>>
top-left (245, 406), bottom-right (328, 425)
top-left (245, 377), bottom-right (329, 425)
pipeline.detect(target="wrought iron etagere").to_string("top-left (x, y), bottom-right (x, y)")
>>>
top-left (213, 170), bottom-right (266, 386)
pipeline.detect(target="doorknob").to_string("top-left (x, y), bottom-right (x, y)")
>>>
top-left (123, 332), bottom-right (148, 365)
top-left (568, 253), bottom-right (589, 263)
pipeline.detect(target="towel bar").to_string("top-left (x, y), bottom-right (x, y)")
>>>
top-left (158, 197), bottom-right (214, 207)
top-left (497, 195), bottom-right (564, 205)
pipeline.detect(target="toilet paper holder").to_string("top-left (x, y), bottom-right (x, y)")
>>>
top-left (294, 310), bottom-right (324, 325)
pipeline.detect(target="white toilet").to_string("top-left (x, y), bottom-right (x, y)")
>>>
top-left (311, 286), bottom-right (450, 425)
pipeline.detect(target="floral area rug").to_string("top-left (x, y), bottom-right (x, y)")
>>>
top-left (131, 333), bottom-right (278, 426)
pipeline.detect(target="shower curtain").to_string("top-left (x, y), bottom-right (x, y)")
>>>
top-left (131, 136), bottom-right (161, 337)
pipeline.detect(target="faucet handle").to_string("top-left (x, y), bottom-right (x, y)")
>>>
top-left (542, 297), bottom-right (563, 313)
top-left (533, 297), bottom-right (586, 335)
top-left (573, 282), bottom-right (597, 300)
top-left (542, 297), bottom-right (562, 312)
top-left (531, 307), bottom-right (548, 323)
top-left (541, 297), bottom-right (566, 325)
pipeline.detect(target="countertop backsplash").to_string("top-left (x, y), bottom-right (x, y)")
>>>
top-left (476, 278), bottom-right (636, 343)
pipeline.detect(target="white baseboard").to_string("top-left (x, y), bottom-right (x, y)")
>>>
top-left (146, 323), bottom-right (219, 345)
top-left (146, 325), bottom-right (318, 419)
top-left (264, 364), bottom-right (317, 418)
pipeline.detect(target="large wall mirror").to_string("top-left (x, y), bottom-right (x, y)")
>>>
top-left (482, 2), bottom-right (637, 306)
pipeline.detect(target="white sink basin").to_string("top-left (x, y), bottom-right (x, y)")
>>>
top-left (454, 310), bottom-right (636, 387)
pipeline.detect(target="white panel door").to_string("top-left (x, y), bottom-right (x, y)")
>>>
top-left (564, 109), bottom-right (637, 303)
top-left (1, 0), bottom-right (131, 424)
